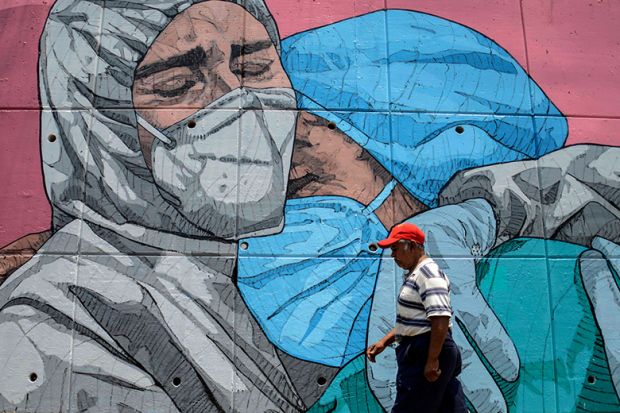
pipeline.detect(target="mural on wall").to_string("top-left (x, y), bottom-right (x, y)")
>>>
top-left (0, 1), bottom-right (618, 412)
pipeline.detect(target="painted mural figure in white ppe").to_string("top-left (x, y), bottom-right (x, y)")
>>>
top-left (0, 1), bottom-right (340, 412)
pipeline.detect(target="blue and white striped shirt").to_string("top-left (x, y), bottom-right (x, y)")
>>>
top-left (396, 258), bottom-right (453, 337)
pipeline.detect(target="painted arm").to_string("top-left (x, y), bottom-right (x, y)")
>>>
top-left (0, 230), bottom-right (51, 283)
top-left (0, 304), bottom-right (179, 412)
top-left (0, 248), bottom-right (328, 413)
top-left (439, 144), bottom-right (620, 247)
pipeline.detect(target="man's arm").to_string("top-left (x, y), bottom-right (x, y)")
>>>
top-left (417, 263), bottom-right (453, 382)
top-left (425, 316), bottom-right (451, 382)
top-left (366, 327), bottom-right (397, 363)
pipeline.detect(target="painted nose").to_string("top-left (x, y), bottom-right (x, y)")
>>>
top-left (201, 65), bottom-right (242, 104)
top-left (216, 66), bottom-right (242, 93)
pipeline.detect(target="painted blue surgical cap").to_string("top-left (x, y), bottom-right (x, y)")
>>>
top-left (281, 10), bottom-right (567, 206)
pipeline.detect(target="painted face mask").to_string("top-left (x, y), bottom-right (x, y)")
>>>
top-left (237, 180), bottom-right (397, 366)
top-left (137, 87), bottom-right (297, 240)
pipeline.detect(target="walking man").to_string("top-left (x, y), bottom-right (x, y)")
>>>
top-left (366, 223), bottom-right (467, 413)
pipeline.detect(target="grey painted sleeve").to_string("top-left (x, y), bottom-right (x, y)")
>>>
top-left (438, 144), bottom-right (620, 247)
top-left (0, 223), bottom-right (335, 413)
top-left (0, 303), bottom-right (178, 413)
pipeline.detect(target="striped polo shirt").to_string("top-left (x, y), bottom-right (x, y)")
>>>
top-left (396, 257), bottom-right (453, 337)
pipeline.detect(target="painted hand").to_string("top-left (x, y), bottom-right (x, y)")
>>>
top-left (580, 237), bottom-right (620, 398)
top-left (367, 199), bottom-right (518, 413)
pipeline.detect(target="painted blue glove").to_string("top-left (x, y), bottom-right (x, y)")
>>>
top-left (367, 199), bottom-right (518, 413)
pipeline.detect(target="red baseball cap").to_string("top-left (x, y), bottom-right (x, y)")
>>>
top-left (377, 223), bottom-right (425, 248)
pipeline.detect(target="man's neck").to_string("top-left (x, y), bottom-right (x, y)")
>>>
top-left (408, 254), bottom-right (429, 273)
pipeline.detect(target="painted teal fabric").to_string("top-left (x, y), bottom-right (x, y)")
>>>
top-left (478, 239), bottom-right (620, 413)
top-left (308, 355), bottom-right (384, 413)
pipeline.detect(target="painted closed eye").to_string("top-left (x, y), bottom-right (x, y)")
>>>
top-left (231, 60), bottom-right (273, 78)
top-left (134, 65), bottom-right (199, 99)
top-left (151, 76), bottom-right (197, 98)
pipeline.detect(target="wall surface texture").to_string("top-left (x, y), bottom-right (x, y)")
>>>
top-left (0, 1), bottom-right (619, 412)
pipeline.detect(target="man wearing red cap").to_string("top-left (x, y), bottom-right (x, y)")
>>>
top-left (366, 223), bottom-right (466, 413)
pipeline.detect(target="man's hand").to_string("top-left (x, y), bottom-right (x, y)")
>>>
top-left (424, 357), bottom-right (441, 382)
top-left (366, 341), bottom-right (387, 363)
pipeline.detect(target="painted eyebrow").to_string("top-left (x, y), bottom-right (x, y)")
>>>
top-left (230, 40), bottom-right (273, 60)
top-left (134, 46), bottom-right (207, 80)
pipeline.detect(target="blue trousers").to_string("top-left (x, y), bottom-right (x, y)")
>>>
top-left (391, 332), bottom-right (467, 413)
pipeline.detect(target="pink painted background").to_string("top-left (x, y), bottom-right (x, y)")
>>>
top-left (0, 0), bottom-right (618, 247)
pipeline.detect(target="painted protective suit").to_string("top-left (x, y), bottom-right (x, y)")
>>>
top-left (0, 1), bottom-right (336, 412)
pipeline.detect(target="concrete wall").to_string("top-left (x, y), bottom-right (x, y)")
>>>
top-left (0, 1), bottom-right (618, 412)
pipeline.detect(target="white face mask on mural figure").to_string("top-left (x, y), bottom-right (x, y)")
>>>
top-left (137, 87), bottom-right (298, 240)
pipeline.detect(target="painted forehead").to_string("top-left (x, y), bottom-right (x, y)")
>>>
top-left (139, 1), bottom-right (273, 66)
